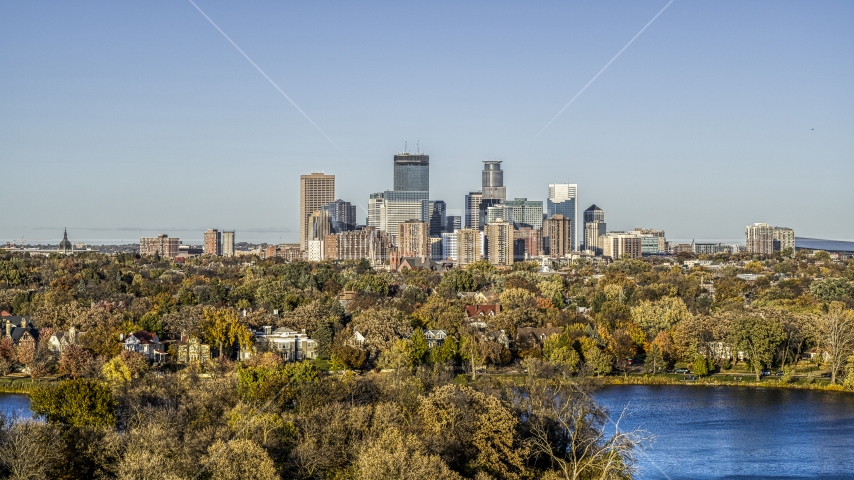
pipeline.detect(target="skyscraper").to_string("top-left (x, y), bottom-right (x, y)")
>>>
top-left (398, 220), bottom-right (430, 257)
top-left (485, 198), bottom-right (544, 230)
top-left (482, 161), bottom-right (506, 201)
top-left (746, 223), bottom-right (793, 254)
top-left (322, 199), bottom-right (357, 233)
top-left (222, 231), bottom-right (235, 257)
top-left (456, 229), bottom-right (481, 267)
top-left (486, 218), bottom-right (514, 266)
top-left (204, 229), bottom-right (221, 255)
top-left (421, 200), bottom-right (447, 237)
top-left (547, 214), bottom-right (572, 258)
top-left (300, 173), bottom-right (335, 251)
top-left (582, 204), bottom-right (605, 251)
top-left (548, 184), bottom-right (578, 251)
top-left (394, 152), bottom-right (429, 193)
top-left (464, 191), bottom-right (483, 229)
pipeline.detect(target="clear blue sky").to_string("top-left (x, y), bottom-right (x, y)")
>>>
top-left (2, 1), bottom-right (852, 245)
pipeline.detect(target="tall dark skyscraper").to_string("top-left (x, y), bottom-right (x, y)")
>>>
top-left (323, 199), bottom-right (357, 233)
top-left (421, 200), bottom-right (447, 237)
top-left (393, 152), bottom-right (429, 193)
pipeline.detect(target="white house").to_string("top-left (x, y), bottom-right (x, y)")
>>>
top-left (123, 331), bottom-right (167, 361)
top-left (256, 327), bottom-right (317, 362)
top-left (47, 327), bottom-right (82, 355)
top-left (424, 330), bottom-right (447, 348)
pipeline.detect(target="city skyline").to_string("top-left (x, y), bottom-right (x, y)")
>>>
top-left (2, 2), bottom-right (852, 243)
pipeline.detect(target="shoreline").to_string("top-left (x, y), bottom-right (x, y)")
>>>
top-left (598, 374), bottom-right (853, 392)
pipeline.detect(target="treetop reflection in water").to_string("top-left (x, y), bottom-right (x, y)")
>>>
top-left (594, 385), bottom-right (854, 480)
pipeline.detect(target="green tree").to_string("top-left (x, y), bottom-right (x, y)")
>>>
top-left (691, 355), bottom-right (711, 377)
top-left (644, 343), bottom-right (665, 375)
top-left (810, 277), bottom-right (852, 303)
top-left (586, 346), bottom-right (614, 377)
top-left (30, 379), bottom-right (116, 428)
top-left (439, 269), bottom-right (477, 293)
top-left (630, 297), bottom-right (691, 338)
top-left (729, 315), bottom-right (786, 381)
top-left (409, 328), bottom-right (429, 365)
top-left (314, 316), bottom-right (333, 360)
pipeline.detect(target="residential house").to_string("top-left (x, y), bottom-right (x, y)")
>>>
top-left (346, 330), bottom-right (366, 348)
top-left (256, 326), bottom-right (317, 362)
top-left (2, 317), bottom-right (38, 347)
top-left (47, 327), bottom-right (83, 355)
top-left (123, 331), bottom-right (167, 362)
top-left (515, 326), bottom-right (562, 351)
top-left (423, 330), bottom-right (447, 348)
top-left (177, 336), bottom-right (211, 364)
top-left (465, 304), bottom-right (501, 329)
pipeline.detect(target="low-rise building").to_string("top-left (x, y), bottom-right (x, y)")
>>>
top-left (255, 326), bottom-right (316, 362)
top-left (123, 331), bottom-right (167, 361)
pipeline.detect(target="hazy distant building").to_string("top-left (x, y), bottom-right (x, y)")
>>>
top-left (456, 229), bottom-right (481, 267)
top-left (514, 228), bottom-right (541, 261)
top-left (140, 234), bottom-right (179, 258)
top-left (442, 232), bottom-right (458, 262)
top-left (602, 233), bottom-right (642, 260)
top-left (222, 231), bottom-right (235, 257)
top-left (368, 191), bottom-right (427, 240)
top-left (323, 199), bottom-right (357, 233)
top-left (486, 219), bottom-right (514, 266)
top-left (631, 228), bottom-right (666, 255)
top-left (548, 184), bottom-right (578, 251)
top-left (430, 237), bottom-right (444, 262)
top-left (445, 215), bottom-right (461, 233)
top-left (398, 220), bottom-right (430, 257)
top-left (486, 198), bottom-right (544, 230)
top-left (308, 209), bottom-right (332, 242)
top-left (300, 173), bottom-right (335, 251)
top-left (582, 204), bottom-right (605, 251)
top-left (481, 161), bottom-right (506, 201)
top-left (746, 223), bottom-right (774, 254)
top-left (203, 229), bottom-right (221, 255)
top-left (464, 192), bottom-right (483, 229)
top-left (421, 200), bottom-right (447, 237)
top-left (584, 220), bottom-right (606, 255)
top-left (773, 227), bottom-right (795, 252)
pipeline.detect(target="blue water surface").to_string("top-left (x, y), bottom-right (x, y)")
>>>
top-left (594, 385), bottom-right (854, 480)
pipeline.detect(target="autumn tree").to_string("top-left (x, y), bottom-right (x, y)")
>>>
top-left (30, 379), bottom-right (116, 428)
top-left (57, 345), bottom-right (93, 379)
top-left (630, 296), bottom-right (691, 339)
top-left (811, 302), bottom-right (854, 384)
top-left (201, 438), bottom-right (278, 480)
top-left (203, 307), bottom-right (253, 358)
top-left (729, 314), bottom-right (786, 381)
top-left (418, 384), bottom-right (527, 479)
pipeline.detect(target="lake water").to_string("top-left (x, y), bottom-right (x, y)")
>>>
top-left (0, 393), bottom-right (32, 419)
top-left (594, 385), bottom-right (854, 480)
top-left (0, 387), bottom-right (852, 479)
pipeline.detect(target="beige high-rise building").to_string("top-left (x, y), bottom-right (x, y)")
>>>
top-left (486, 219), bottom-right (514, 266)
top-left (773, 227), bottom-right (795, 252)
top-left (140, 234), bottom-right (180, 258)
top-left (300, 173), bottom-right (335, 251)
top-left (397, 220), bottom-right (430, 257)
top-left (547, 214), bottom-right (572, 257)
top-left (746, 223), bottom-right (774, 254)
top-left (456, 228), bottom-right (481, 267)
top-left (323, 227), bottom-right (394, 265)
top-left (222, 231), bottom-right (235, 257)
top-left (584, 220), bottom-right (606, 255)
top-left (602, 233), bottom-right (642, 259)
top-left (204, 229), bottom-right (221, 255)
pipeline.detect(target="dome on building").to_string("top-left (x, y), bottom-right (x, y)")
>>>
top-left (58, 229), bottom-right (72, 252)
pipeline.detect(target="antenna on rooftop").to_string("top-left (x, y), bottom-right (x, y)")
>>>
top-left (405, 141), bottom-right (407, 154)
top-left (417, 140), bottom-right (419, 153)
